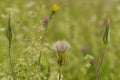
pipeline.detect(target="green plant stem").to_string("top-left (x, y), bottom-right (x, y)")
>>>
top-left (58, 66), bottom-right (62, 80)
top-left (8, 42), bottom-right (16, 80)
top-left (38, 12), bottom-right (54, 70)
top-left (38, 24), bottom-right (48, 71)
top-left (95, 45), bottom-right (107, 80)
top-left (38, 49), bottom-right (42, 71)
top-left (46, 62), bottom-right (51, 80)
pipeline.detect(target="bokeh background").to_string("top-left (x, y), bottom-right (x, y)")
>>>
top-left (0, 0), bottom-right (120, 80)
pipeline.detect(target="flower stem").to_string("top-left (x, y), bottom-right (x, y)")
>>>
top-left (38, 24), bottom-right (48, 71)
top-left (38, 50), bottom-right (42, 71)
top-left (8, 42), bottom-right (16, 80)
top-left (58, 66), bottom-right (62, 80)
top-left (46, 62), bottom-right (51, 80)
top-left (95, 45), bottom-right (107, 80)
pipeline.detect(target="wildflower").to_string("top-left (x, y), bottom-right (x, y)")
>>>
top-left (95, 19), bottom-right (110, 80)
top-left (102, 18), bottom-right (110, 27)
top-left (52, 40), bottom-right (70, 66)
top-left (6, 14), bottom-right (12, 45)
top-left (103, 18), bottom-right (110, 45)
top-left (43, 17), bottom-right (49, 24)
top-left (81, 45), bottom-right (89, 54)
top-left (52, 40), bottom-right (70, 80)
top-left (53, 4), bottom-right (60, 12)
top-left (49, 4), bottom-right (60, 20)
top-left (6, 14), bottom-right (16, 80)
top-left (52, 40), bottom-right (70, 54)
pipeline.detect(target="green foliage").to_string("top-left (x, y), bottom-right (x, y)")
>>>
top-left (0, 0), bottom-right (120, 80)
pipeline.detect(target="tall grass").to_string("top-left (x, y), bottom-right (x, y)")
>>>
top-left (0, 0), bottom-right (119, 80)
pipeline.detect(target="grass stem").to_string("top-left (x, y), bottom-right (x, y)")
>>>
top-left (95, 45), bottom-right (107, 80)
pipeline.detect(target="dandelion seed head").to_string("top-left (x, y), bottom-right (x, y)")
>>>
top-left (52, 40), bottom-right (70, 53)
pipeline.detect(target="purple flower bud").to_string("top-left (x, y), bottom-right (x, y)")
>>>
top-left (43, 17), bottom-right (49, 24)
top-left (89, 59), bottom-right (95, 65)
top-left (81, 45), bottom-right (89, 54)
top-left (102, 19), bottom-right (110, 27)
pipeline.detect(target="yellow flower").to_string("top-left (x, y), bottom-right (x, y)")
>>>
top-left (53, 4), bottom-right (60, 12)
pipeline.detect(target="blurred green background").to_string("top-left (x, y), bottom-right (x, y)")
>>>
top-left (0, 0), bottom-right (120, 80)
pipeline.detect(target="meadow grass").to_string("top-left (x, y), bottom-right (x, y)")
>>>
top-left (0, 0), bottom-right (120, 80)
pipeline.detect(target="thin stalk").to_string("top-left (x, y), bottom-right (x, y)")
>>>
top-left (46, 62), bottom-right (51, 80)
top-left (95, 45), bottom-right (107, 80)
top-left (58, 66), bottom-right (62, 80)
top-left (38, 49), bottom-right (42, 70)
top-left (38, 7), bottom-right (57, 70)
top-left (8, 42), bottom-right (16, 80)
top-left (38, 24), bottom-right (48, 70)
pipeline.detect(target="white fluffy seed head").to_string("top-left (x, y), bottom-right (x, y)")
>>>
top-left (52, 40), bottom-right (70, 53)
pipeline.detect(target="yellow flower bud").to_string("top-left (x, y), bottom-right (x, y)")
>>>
top-left (53, 4), bottom-right (60, 12)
